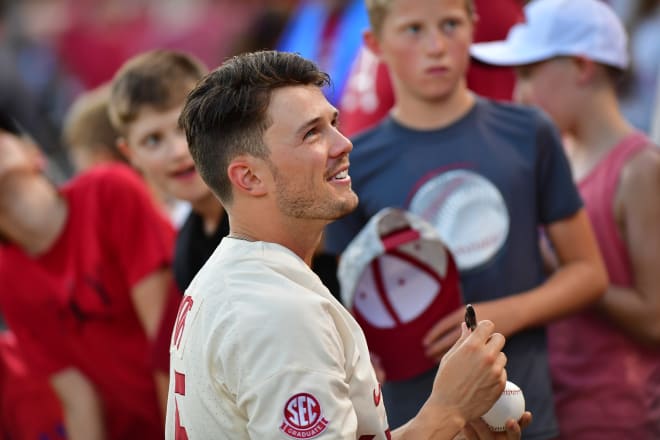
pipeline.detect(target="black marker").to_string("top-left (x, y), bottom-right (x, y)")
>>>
top-left (465, 304), bottom-right (476, 332)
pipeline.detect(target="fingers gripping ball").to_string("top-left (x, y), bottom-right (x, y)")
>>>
top-left (481, 380), bottom-right (525, 432)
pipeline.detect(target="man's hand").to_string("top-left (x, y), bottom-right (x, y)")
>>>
top-left (431, 320), bottom-right (507, 422)
top-left (392, 320), bottom-right (510, 440)
top-left (457, 412), bottom-right (533, 440)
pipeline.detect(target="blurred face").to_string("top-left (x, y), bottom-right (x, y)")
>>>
top-left (122, 105), bottom-right (211, 205)
top-left (370, 0), bottom-right (473, 105)
top-left (262, 85), bottom-right (358, 221)
top-left (514, 57), bottom-right (577, 133)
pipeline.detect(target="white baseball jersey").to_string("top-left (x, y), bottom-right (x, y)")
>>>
top-left (165, 238), bottom-right (390, 439)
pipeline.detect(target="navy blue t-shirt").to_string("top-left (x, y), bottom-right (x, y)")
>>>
top-left (327, 98), bottom-right (581, 438)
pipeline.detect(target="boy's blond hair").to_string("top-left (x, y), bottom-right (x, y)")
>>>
top-left (366, 0), bottom-right (475, 36)
top-left (108, 50), bottom-right (207, 135)
top-left (63, 84), bottom-right (124, 165)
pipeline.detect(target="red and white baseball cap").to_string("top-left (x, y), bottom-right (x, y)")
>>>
top-left (470, 0), bottom-right (628, 69)
top-left (338, 208), bottom-right (463, 381)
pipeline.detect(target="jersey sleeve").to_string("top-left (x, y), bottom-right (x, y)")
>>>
top-left (534, 112), bottom-right (583, 224)
top-left (219, 292), bottom-right (361, 439)
top-left (98, 165), bottom-right (175, 287)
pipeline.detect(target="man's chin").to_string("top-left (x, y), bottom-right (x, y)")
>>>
top-left (332, 195), bottom-right (359, 221)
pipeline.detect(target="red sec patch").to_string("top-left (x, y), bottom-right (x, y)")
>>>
top-left (280, 393), bottom-right (329, 438)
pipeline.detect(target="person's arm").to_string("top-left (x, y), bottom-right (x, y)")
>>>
top-left (392, 321), bottom-right (509, 439)
top-left (131, 268), bottom-right (171, 340)
top-left (131, 267), bottom-right (171, 417)
top-left (423, 209), bottom-right (607, 360)
top-left (501, 208), bottom-right (607, 333)
top-left (596, 150), bottom-right (660, 344)
top-left (50, 368), bottom-right (105, 440)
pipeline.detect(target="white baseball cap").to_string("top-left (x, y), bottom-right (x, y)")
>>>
top-left (338, 208), bottom-right (463, 381)
top-left (470, 0), bottom-right (629, 69)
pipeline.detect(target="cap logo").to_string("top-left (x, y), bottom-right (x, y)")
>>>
top-left (280, 393), bottom-right (329, 438)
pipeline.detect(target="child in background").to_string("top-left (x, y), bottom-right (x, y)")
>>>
top-left (325, 0), bottom-right (607, 435)
top-left (62, 84), bottom-right (125, 172)
top-left (108, 50), bottom-right (228, 293)
top-left (472, 0), bottom-right (660, 437)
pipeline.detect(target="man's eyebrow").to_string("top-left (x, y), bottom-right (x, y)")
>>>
top-left (294, 110), bottom-right (339, 137)
top-left (295, 117), bottom-right (321, 137)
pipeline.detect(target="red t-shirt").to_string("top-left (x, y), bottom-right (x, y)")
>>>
top-left (0, 332), bottom-right (65, 440)
top-left (0, 164), bottom-right (175, 439)
top-left (338, 0), bottom-right (524, 137)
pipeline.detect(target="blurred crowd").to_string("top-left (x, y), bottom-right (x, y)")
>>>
top-left (0, 0), bottom-right (297, 179)
top-left (1, 0), bottom-right (658, 180)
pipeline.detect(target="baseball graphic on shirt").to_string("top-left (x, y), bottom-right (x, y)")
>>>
top-left (482, 380), bottom-right (525, 432)
top-left (409, 169), bottom-right (509, 271)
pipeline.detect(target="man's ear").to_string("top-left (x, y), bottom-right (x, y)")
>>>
top-left (363, 29), bottom-right (382, 58)
top-left (227, 157), bottom-right (268, 197)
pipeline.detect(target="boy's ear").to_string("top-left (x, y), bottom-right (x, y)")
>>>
top-left (574, 56), bottom-right (597, 85)
top-left (116, 137), bottom-right (134, 163)
top-left (227, 157), bottom-right (268, 198)
top-left (363, 29), bottom-right (382, 57)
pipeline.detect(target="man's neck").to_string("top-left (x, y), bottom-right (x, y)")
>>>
top-left (229, 211), bottom-right (324, 267)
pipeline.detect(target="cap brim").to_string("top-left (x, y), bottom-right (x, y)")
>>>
top-left (470, 41), bottom-right (557, 67)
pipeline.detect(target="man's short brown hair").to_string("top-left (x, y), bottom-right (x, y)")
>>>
top-left (180, 51), bottom-right (330, 204)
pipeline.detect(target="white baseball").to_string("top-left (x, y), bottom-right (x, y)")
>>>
top-left (481, 380), bottom-right (525, 432)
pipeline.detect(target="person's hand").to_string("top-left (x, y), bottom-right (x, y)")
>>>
top-left (429, 320), bottom-right (507, 423)
top-left (423, 307), bottom-right (465, 362)
top-left (456, 412), bottom-right (533, 439)
top-left (425, 302), bottom-right (524, 361)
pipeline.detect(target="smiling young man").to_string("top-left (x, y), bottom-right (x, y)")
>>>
top-left (324, 0), bottom-right (608, 436)
top-left (165, 50), bottom-right (530, 440)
